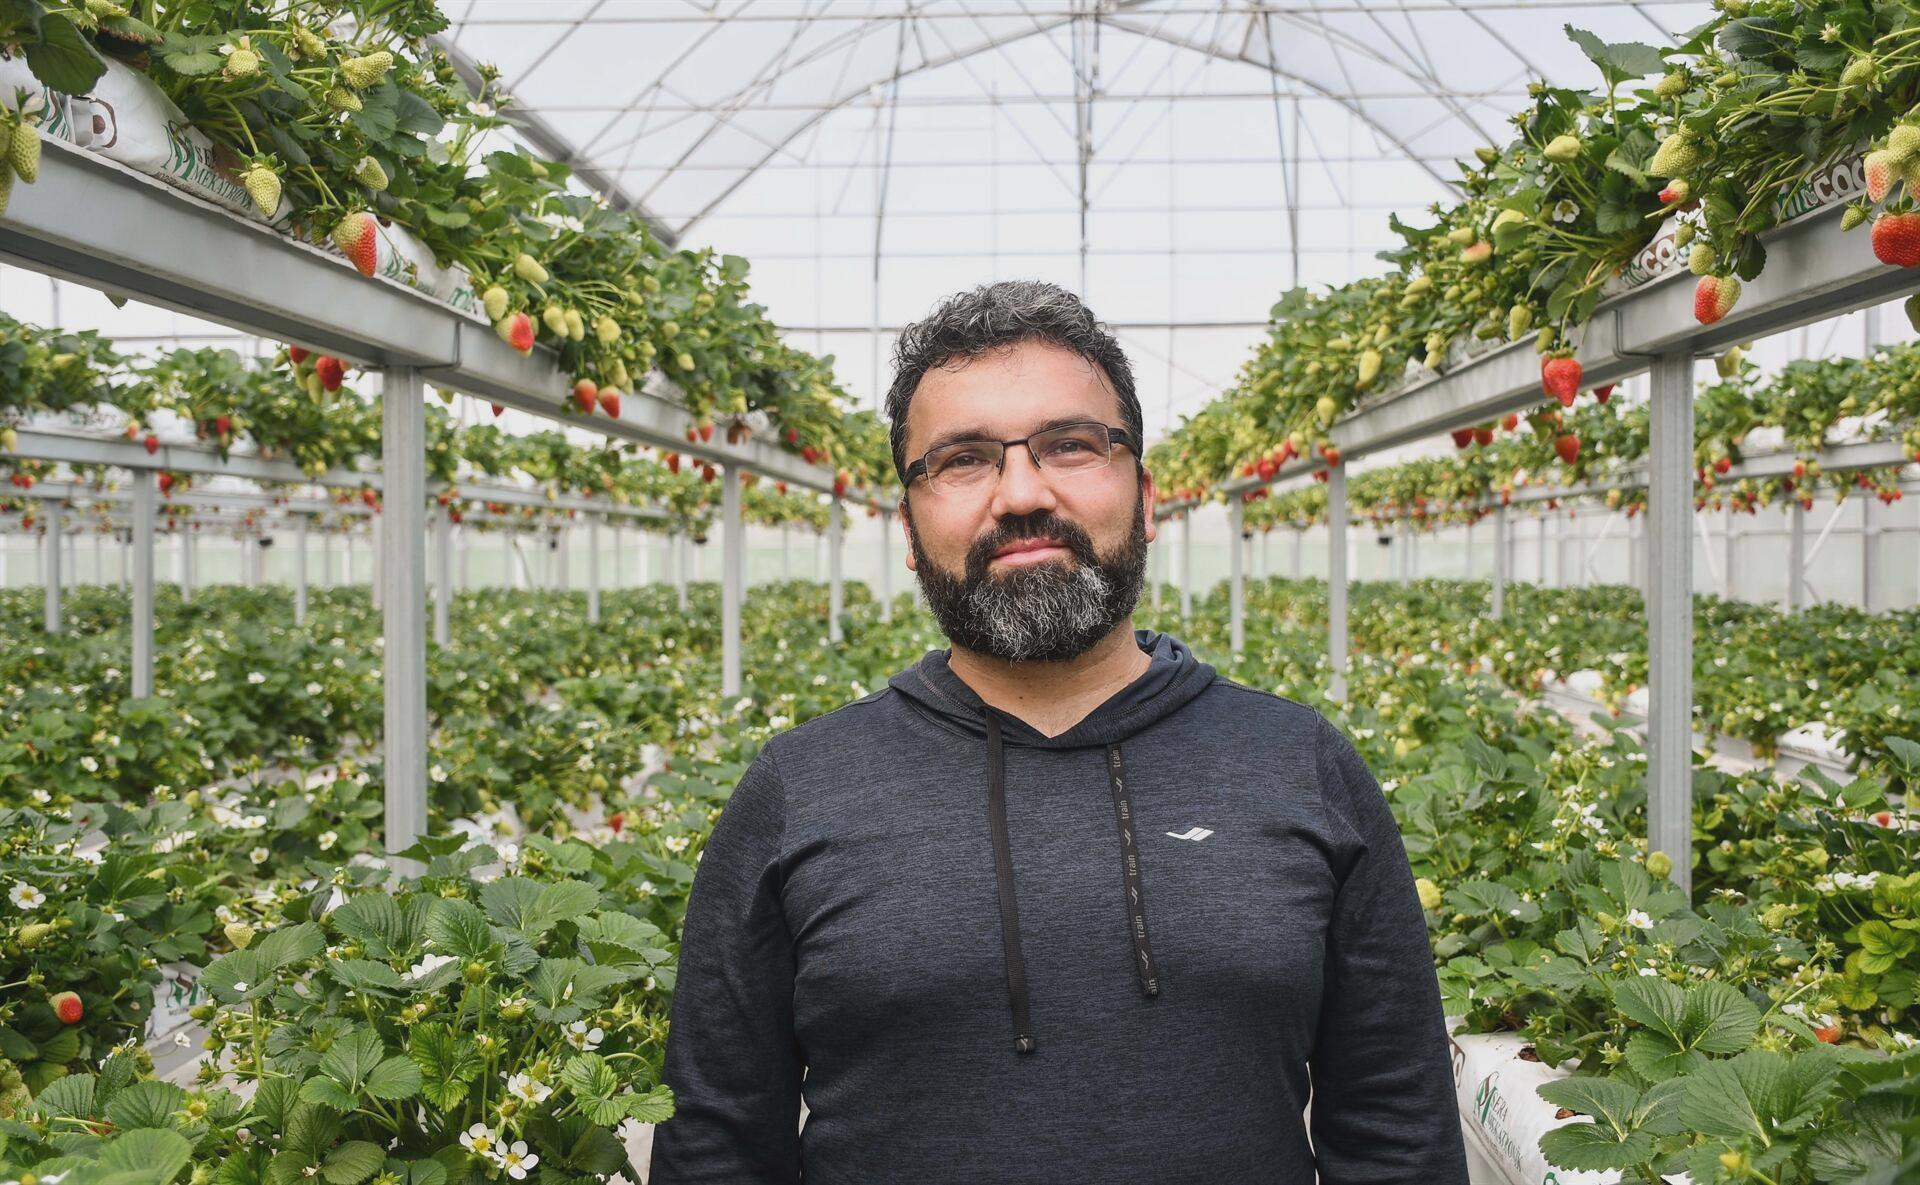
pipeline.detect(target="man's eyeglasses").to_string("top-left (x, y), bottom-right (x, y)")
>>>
top-left (904, 422), bottom-right (1139, 496)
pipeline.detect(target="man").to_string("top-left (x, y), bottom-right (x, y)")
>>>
top-left (648, 281), bottom-right (1467, 1183)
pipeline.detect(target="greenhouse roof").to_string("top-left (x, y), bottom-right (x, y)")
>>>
top-left (441, 0), bottom-right (1716, 424)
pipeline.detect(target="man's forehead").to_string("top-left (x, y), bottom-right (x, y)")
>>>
top-left (906, 341), bottom-right (1118, 441)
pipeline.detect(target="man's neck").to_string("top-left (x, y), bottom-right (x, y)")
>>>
top-left (947, 621), bottom-right (1152, 739)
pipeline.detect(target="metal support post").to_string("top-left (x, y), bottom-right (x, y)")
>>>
top-left (1464, 519), bottom-right (1475, 581)
top-left (1328, 464), bottom-right (1350, 704)
top-left (1861, 497), bottom-right (1879, 612)
top-left (1491, 504), bottom-right (1508, 619)
top-left (782, 524), bottom-right (792, 580)
top-left (42, 502), bottom-right (61, 634)
top-left (1788, 498), bottom-right (1807, 611)
top-left (1293, 526), bottom-right (1303, 579)
top-left (1723, 510), bottom-right (1739, 600)
top-left (381, 367), bottom-right (428, 862)
top-left (670, 532), bottom-right (687, 610)
top-left (182, 528), bottom-right (195, 602)
top-left (1151, 527), bottom-right (1164, 608)
top-left (1179, 511), bottom-right (1193, 620)
top-left (1228, 499), bottom-right (1245, 654)
top-left (879, 507), bottom-right (894, 623)
top-left (295, 514), bottom-right (309, 626)
top-left (722, 472), bottom-right (743, 697)
top-left (1536, 516), bottom-right (1548, 585)
top-left (586, 515), bottom-right (601, 626)
top-left (433, 510), bottom-right (451, 646)
top-left (1647, 351), bottom-right (1695, 898)
top-left (828, 499), bottom-right (845, 644)
top-left (131, 472), bottom-right (154, 699)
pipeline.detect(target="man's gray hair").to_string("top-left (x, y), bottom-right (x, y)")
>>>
top-left (886, 280), bottom-right (1143, 483)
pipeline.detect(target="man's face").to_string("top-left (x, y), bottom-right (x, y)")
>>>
top-left (898, 339), bottom-right (1159, 662)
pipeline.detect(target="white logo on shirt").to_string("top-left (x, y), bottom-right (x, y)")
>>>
top-left (1165, 827), bottom-right (1213, 842)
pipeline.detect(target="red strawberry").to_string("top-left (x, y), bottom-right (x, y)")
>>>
top-left (702, 464), bottom-right (718, 483)
top-left (1875, 810), bottom-right (1894, 826)
top-left (786, 427), bottom-right (800, 444)
top-left (698, 422), bottom-right (715, 442)
top-left (1502, 413), bottom-right (1519, 432)
top-left (504, 313), bottom-right (535, 356)
top-left (775, 481), bottom-right (788, 494)
top-left (50, 991), bottom-right (82, 1025)
top-left (666, 452), bottom-right (681, 474)
top-left (143, 433), bottom-right (159, 455)
top-left (1814, 1024), bottom-right (1842, 1044)
top-left (1593, 384), bottom-right (1614, 404)
top-left (1322, 446), bottom-right (1342, 466)
top-left (449, 509), bottom-right (463, 524)
top-left (1872, 212), bottom-right (1920, 267)
top-left (1801, 496), bottom-right (1814, 511)
top-left (1541, 357), bottom-right (1582, 405)
top-left (215, 415), bottom-right (233, 435)
top-left (362, 488), bottom-right (378, 508)
top-left (1474, 426), bottom-right (1494, 446)
top-left (1694, 274), bottom-right (1742, 324)
top-left (288, 346), bottom-right (310, 364)
top-left (1792, 460), bottom-right (1807, 479)
top-left (1451, 428), bottom-right (1474, 449)
top-left (1657, 180), bottom-right (1690, 205)
top-left (316, 356), bottom-right (346, 392)
top-left (598, 388), bottom-right (621, 418)
top-left (574, 379), bottom-right (597, 415)
top-left (1714, 456), bottom-right (1732, 475)
top-left (332, 210), bottom-right (379, 278)
top-left (1554, 433), bottom-right (1580, 465)
top-left (490, 403), bottom-right (504, 417)
top-left (833, 468), bottom-right (851, 496)
top-left (609, 812), bottom-right (625, 834)
top-left (801, 445), bottom-right (819, 464)
top-left (158, 473), bottom-right (174, 496)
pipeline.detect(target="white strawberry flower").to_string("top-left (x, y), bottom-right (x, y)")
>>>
top-left (504, 1072), bottom-right (551, 1104)
top-left (317, 830), bottom-right (338, 850)
top-left (249, 847), bottom-right (270, 865)
top-left (404, 953), bottom-right (456, 982)
top-left (10, 882), bottom-right (46, 910)
top-left (565, 1021), bottom-right (604, 1052)
top-left (1624, 909), bottom-right (1655, 931)
top-left (459, 1123), bottom-right (498, 1156)
top-left (306, 682), bottom-right (324, 696)
top-left (80, 755), bottom-right (99, 772)
top-left (247, 671), bottom-right (266, 684)
top-left (494, 1141), bottom-right (538, 1180)
top-left (1551, 199), bottom-right (1580, 224)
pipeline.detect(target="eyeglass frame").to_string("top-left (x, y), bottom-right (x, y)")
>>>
top-left (901, 421), bottom-right (1142, 492)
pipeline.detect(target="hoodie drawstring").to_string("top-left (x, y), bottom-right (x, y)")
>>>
top-left (984, 713), bottom-right (1037, 1055)
top-left (1105, 743), bottom-right (1161, 999)
top-left (984, 716), bottom-right (1162, 1058)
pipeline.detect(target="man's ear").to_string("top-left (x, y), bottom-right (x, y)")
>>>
top-left (1141, 466), bottom-right (1159, 544)
top-left (898, 496), bottom-right (917, 572)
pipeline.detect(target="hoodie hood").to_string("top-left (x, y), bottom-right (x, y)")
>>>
top-left (886, 629), bottom-right (1218, 1055)
top-left (887, 629), bottom-right (1216, 748)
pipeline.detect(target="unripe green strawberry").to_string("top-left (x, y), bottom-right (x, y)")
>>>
top-left (1446, 225), bottom-right (1474, 246)
top-left (1840, 204), bottom-right (1869, 232)
top-left (1415, 878), bottom-right (1442, 911)
top-left (1473, 145), bottom-right (1499, 166)
top-left (1404, 274), bottom-right (1432, 297)
top-left (594, 315), bottom-right (620, 344)
top-left (352, 156), bottom-right (388, 192)
top-left (482, 285), bottom-right (509, 321)
top-left (325, 87), bottom-right (361, 113)
top-left (86, 0), bottom-right (130, 16)
top-left (1542, 134), bottom-right (1580, 163)
top-left (563, 308), bottom-right (585, 341)
top-left (676, 351), bottom-right (695, 372)
top-left (17, 922), bottom-right (54, 948)
top-left (9, 121), bottom-right (39, 184)
top-left (0, 159), bottom-right (14, 219)
top-left (514, 253), bottom-right (548, 284)
top-left (542, 305), bottom-right (568, 337)
top-left (641, 274), bottom-right (661, 295)
top-left (1674, 222), bottom-right (1696, 247)
top-left (1840, 56), bottom-right (1878, 90)
top-left (240, 161), bottom-right (280, 218)
top-left (340, 51), bottom-right (394, 90)
top-left (1687, 243), bottom-right (1716, 275)
top-left (223, 921), bottom-right (255, 950)
top-left (1905, 292), bottom-right (1920, 333)
top-left (292, 24), bottom-right (327, 60)
top-left (1424, 347), bottom-right (1445, 370)
top-left (223, 42), bottom-right (261, 81)
top-left (1507, 304), bottom-right (1532, 340)
top-left (1889, 124), bottom-right (1920, 162)
top-left (1649, 128), bottom-right (1705, 177)
top-left (1646, 850), bottom-right (1674, 879)
top-left (1356, 348), bottom-right (1382, 388)
top-left (1653, 70), bottom-right (1689, 98)
top-left (608, 357), bottom-right (630, 388)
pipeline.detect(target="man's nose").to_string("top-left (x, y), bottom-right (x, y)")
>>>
top-left (989, 446), bottom-right (1058, 520)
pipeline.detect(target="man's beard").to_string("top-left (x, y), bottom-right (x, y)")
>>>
top-left (907, 489), bottom-right (1149, 663)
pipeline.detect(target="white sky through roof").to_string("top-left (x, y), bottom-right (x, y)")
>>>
top-left (445, 0), bottom-right (1716, 440)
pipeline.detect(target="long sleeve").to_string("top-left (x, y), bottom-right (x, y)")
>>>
top-left (648, 748), bottom-right (804, 1184)
top-left (1307, 715), bottom-right (1469, 1183)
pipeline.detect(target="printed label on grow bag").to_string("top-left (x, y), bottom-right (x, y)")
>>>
top-left (147, 961), bottom-right (208, 1040)
top-left (0, 48), bottom-right (74, 142)
top-left (70, 60), bottom-right (286, 223)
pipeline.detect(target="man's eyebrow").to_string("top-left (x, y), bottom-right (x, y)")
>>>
top-left (922, 416), bottom-right (1103, 453)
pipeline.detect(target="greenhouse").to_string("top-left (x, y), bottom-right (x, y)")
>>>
top-left (1, 0), bottom-right (1917, 1181)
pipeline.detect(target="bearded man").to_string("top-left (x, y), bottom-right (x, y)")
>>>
top-left (649, 280), bottom-right (1467, 1184)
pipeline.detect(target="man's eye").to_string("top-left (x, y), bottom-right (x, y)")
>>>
top-left (942, 451), bottom-right (990, 469)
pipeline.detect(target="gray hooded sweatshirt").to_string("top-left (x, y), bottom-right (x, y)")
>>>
top-left (649, 630), bottom-right (1468, 1184)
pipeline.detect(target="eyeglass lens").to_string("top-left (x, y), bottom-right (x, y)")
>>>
top-left (925, 423), bottom-right (1114, 491)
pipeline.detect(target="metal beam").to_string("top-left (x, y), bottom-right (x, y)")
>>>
top-left (42, 501), bottom-right (61, 634)
top-left (1229, 498), bottom-right (1245, 653)
top-left (1327, 463), bottom-right (1350, 703)
top-left (828, 499), bottom-right (845, 644)
top-left (722, 474), bottom-right (743, 697)
top-left (130, 472), bottom-right (154, 698)
top-left (1334, 200), bottom-right (1920, 461)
